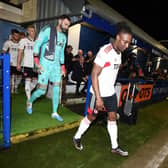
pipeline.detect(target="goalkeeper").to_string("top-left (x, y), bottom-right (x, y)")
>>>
top-left (26, 15), bottom-right (71, 122)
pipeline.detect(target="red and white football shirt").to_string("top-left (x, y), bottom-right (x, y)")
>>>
top-left (90, 43), bottom-right (121, 97)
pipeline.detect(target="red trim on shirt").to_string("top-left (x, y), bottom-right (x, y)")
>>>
top-left (104, 62), bottom-right (111, 68)
top-left (104, 44), bottom-right (113, 53)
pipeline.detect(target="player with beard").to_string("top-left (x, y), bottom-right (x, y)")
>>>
top-left (26, 15), bottom-right (71, 121)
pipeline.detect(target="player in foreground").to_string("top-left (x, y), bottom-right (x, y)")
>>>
top-left (73, 22), bottom-right (132, 156)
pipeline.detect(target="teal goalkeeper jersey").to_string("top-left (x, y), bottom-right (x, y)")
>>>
top-left (33, 25), bottom-right (67, 66)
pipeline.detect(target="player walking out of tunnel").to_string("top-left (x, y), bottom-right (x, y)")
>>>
top-left (73, 22), bottom-right (133, 156)
top-left (17, 25), bottom-right (38, 103)
top-left (26, 15), bottom-right (71, 122)
top-left (2, 29), bottom-right (21, 94)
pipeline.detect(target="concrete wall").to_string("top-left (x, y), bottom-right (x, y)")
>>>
top-left (22, 0), bottom-right (37, 22)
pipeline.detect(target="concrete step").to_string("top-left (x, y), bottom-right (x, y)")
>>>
top-left (61, 94), bottom-right (86, 105)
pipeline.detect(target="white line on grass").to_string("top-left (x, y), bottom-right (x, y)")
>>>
top-left (145, 143), bottom-right (168, 168)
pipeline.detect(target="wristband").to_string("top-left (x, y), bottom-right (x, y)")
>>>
top-left (34, 57), bottom-right (40, 67)
top-left (61, 65), bottom-right (66, 74)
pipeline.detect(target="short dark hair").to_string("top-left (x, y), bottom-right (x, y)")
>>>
top-left (67, 45), bottom-right (73, 49)
top-left (59, 14), bottom-right (71, 22)
top-left (27, 24), bottom-right (35, 29)
top-left (19, 31), bottom-right (26, 36)
top-left (11, 29), bottom-right (19, 35)
top-left (116, 22), bottom-right (132, 36)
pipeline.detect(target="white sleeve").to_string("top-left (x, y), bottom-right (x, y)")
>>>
top-left (94, 48), bottom-right (106, 67)
top-left (18, 39), bottom-right (26, 50)
top-left (2, 41), bottom-right (10, 51)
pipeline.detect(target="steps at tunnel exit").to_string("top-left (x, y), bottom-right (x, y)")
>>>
top-left (61, 94), bottom-right (86, 105)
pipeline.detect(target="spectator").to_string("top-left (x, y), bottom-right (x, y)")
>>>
top-left (64, 45), bottom-right (73, 75)
top-left (62, 45), bottom-right (73, 97)
top-left (138, 67), bottom-right (145, 79)
top-left (72, 49), bottom-right (83, 62)
top-left (71, 56), bottom-right (88, 95)
top-left (145, 61), bottom-right (153, 78)
top-left (85, 50), bottom-right (94, 76)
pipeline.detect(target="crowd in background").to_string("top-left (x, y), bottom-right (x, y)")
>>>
top-left (118, 48), bottom-right (168, 81)
top-left (64, 45), bottom-right (95, 95)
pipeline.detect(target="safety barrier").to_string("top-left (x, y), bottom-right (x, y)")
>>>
top-left (0, 53), bottom-right (10, 149)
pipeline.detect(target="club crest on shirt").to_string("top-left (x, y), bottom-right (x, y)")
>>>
top-left (57, 39), bottom-right (65, 47)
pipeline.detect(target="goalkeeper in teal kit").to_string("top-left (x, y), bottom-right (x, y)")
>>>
top-left (26, 15), bottom-right (71, 121)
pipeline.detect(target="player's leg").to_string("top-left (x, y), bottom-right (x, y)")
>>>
top-left (105, 94), bottom-right (128, 156)
top-left (49, 66), bottom-right (64, 121)
top-left (75, 80), bottom-right (81, 95)
top-left (26, 70), bottom-right (48, 114)
top-left (31, 78), bottom-right (38, 91)
top-left (73, 93), bottom-right (97, 150)
top-left (30, 71), bottom-right (38, 91)
top-left (51, 82), bottom-right (64, 121)
top-left (14, 66), bottom-right (23, 94)
top-left (11, 66), bottom-right (21, 94)
top-left (25, 77), bottom-right (31, 100)
top-left (11, 74), bottom-right (15, 94)
top-left (14, 73), bottom-right (22, 93)
top-left (10, 66), bottom-right (15, 94)
top-left (29, 84), bottom-right (47, 103)
top-left (26, 84), bottom-right (47, 114)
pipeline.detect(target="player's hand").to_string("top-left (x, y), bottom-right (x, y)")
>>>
top-left (37, 64), bottom-right (43, 74)
top-left (96, 98), bottom-right (105, 111)
top-left (82, 77), bottom-right (87, 82)
top-left (16, 65), bottom-right (21, 72)
top-left (62, 71), bottom-right (66, 78)
top-left (61, 65), bottom-right (66, 77)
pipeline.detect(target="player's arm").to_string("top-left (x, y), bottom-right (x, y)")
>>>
top-left (33, 26), bottom-right (49, 71)
top-left (91, 63), bottom-right (105, 111)
top-left (91, 48), bottom-right (105, 111)
top-left (91, 63), bottom-right (102, 99)
top-left (33, 26), bottom-right (48, 55)
top-left (2, 41), bottom-right (9, 54)
top-left (2, 49), bottom-right (7, 54)
top-left (17, 48), bottom-right (24, 71)
top-left (60, 36), bottom-right (66, 76)
top-left (33, 54), bottom-right (41, 70)
top-left (17, 39), bottom-right (25, 71)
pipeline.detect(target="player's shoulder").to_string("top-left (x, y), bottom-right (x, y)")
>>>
top-left (19, 37), bottom-right (27, 43)
top-left (4, 39), bottom-right (11, 44)
top-left (102, 43), bottom-right (113, 54)
top-left (98, 43), bottom-right (113, 55)
top-left (41, 25), bottom-right (50, 32)
top-left (38, 25), bottom-right (51, 36)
